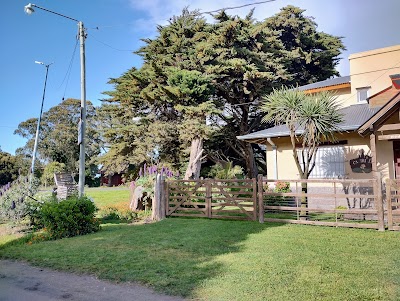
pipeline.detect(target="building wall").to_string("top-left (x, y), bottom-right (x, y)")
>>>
top-left (347, 44), bottom-right (400, 107)
top-left (265, 132), bottom-right (394, 181)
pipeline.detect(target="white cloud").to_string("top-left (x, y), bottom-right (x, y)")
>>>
top-left (127, 0), bottom-right (286, 37)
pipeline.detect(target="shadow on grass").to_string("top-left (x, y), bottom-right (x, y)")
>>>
top-left (0, 218), bottom-right (284, 297)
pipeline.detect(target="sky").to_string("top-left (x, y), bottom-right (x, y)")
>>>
top-left (1, 0), bottom-right (400, 155)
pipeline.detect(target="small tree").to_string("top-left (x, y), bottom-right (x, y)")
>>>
top-left (261, 88), bottom-right (343, 216)
top-left (41, 162), bottom-right (66, 187)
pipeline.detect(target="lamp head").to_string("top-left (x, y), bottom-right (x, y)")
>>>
top-left (35, 61), bottom-right (44, 65)
top-left (24, 3), bottom-right (35, 15)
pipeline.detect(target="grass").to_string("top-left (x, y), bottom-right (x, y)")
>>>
top-left (85, 187), bottom-right (130, 209)
top-left (1, 219), bottom-right (400, 300)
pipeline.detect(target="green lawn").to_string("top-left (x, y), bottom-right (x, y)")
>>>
top-left (85, 187), bottom-right (130, 209)
top-left (1, 219), bottom-right (399, 300)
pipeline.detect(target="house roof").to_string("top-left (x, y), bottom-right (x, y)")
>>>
top-left (358, 91), bottom-right (400, 136)
top-left (237, 103), bottom-right (381, 143)
top-left (297, 76), bottom-right (351, 92)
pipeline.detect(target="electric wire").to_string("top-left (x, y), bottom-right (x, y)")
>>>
top-left (91, 0), bottom-right (277, 30)
top-left (341, 58), bottom-right (400, 104)
top-left (90, 33), bottom-right (135, 52)
top-left (58, 38), bottom-right (79, 100)
top-left (201, 0), bottom-right (277, 14)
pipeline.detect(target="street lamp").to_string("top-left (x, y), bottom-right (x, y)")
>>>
top-left (31, 61), bottom-right (52, 178)
top-left (24, 3), bottom-right (87, 197)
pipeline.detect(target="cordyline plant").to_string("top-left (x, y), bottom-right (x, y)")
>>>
top-left (0, 175), bottom-right (40, 222)
top-left (261, 87), bottom-right (343, 218)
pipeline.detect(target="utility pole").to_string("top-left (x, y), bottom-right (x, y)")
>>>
top-left (78, 21), bottom-right (87, 197)
top-left (25, 3), bottom-right (87, 196)
top-left (31, 61), bottom-right (52, 178)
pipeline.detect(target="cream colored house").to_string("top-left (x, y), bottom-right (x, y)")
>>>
top-left (238, 44), bottom-right (400, 181)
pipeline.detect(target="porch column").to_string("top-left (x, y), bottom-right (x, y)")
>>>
top-left (267, 138), bottom-right (278, 179)
top-left (370, 132), bottom-right (385, 231)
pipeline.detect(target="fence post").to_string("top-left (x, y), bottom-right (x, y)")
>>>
top-left (252, 178), bottom-right (257, 221)
top-left (151, 173), bottom-right (167, 221)
top-left (206, 179), bottom-right (212, 218)
top-left (386, 179), bottom-right (393, 231)
top-left (257, 175), bottom-right (264, 223)
top-left (375, 172), bottom-right (385, 231)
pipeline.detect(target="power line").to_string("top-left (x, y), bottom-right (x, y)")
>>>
top-left (341, 58), bottom-right (400, 104)
top-left (201, 0), bottom-right (277, 15)
top-left (90, 33), bottom-right (135, 52)
top-left (58, 38), bottom-right (79, 101)
top-left (91, 0), bottom-right (277, 30)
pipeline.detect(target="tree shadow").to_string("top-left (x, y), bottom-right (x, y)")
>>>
top-left (0, 218), bottom-right (283, 298)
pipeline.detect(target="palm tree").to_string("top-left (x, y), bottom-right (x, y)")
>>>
top-left (261, 87), bottom-right (343, 218)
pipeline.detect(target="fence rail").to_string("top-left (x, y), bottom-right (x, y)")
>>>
top-left (152, 174), bottom-right (400, 231)
top-left (166, 178), bottom-right (256, 221)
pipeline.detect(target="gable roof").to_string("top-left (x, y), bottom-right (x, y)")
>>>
top-left (297, 76), bottom-right (351, 92)
top-left (237, 103), bottom-right (381, 143)
top-left (358, 91), bottom-right (400, 136)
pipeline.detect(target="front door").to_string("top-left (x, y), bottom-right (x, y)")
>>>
top-left (393, 141), bottom-right (400, 179)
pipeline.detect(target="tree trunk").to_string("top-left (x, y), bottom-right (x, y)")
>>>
top-left (300, 180), bottom-right (309, 220)
top-left (184, 137), bottom-right (203, 180)
top-left (244, 143), bottom-right (258, 179)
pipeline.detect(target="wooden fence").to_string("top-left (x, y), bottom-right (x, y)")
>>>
top-left (386, 179), bottom-right (400, 230)
top-left (258, 176), bottom-right (383, 230)
top-left (165, 178), bottom-right (257, 221)
top-left (149, 173), bottom-right (400, 231)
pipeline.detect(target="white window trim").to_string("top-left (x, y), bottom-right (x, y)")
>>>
top-left (356, 86), bottom-right (371, 103)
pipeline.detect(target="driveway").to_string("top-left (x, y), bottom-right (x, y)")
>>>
top-left (0, 260), bottom-right (185, 301)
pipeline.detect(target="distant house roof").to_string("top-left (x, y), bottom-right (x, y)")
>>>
top-left (237, 103), bottom-right (381, 143)
top-left (297, 76), bottom-right (351, 92)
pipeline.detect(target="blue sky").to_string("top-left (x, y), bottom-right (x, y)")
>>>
top-left (1, 0), bottom-right (400, 155)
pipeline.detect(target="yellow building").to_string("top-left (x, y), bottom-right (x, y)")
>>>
top-left (238, 44), bottom-right (400, 181)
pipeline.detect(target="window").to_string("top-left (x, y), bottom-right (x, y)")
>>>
top-left (357, 87), bottom-right (370, 102)
top-left (297, 145), bottom-right (346, 178)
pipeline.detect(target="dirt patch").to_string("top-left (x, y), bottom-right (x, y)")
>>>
top-left (0, 260), bottom-right (186, 301)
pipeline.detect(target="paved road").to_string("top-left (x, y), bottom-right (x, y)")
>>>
top-left (0, 260), bottom-right (185, 301)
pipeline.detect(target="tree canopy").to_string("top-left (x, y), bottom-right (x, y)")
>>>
top-left (100, 5), bottom-right (344, 178)
top-left (15, 98), bottom-right (101, 174)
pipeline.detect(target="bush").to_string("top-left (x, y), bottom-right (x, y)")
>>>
top-left (0, 176), bottom-right (40, 222)
top-left (264, 181), bottom-right (292, 206)
top-left (38, 196), bottom-right (100, 239)
top-left (99, 206), bottom-right (137, 222)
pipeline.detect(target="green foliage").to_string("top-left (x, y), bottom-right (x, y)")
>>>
top-left (38, 196), bottom-right (100, 239)
top-left (0, 176), bottom-right (40, 221)
top-left (208, 161), bottom-right (244, 179)
top-left (98, 206), bottom-right (136, 222)
top-left (41, 162), bottom-right (66, 187)
top-left (264, 181), bottom-right (292, 206)
top-left (261, 87), bottom-right (344, 178)
top-left (14, 98), bottom-right (101, 174)
top-left (101, 6), bottom-right (345, 178)
top-left (0, 151), bottom-right (19, 185)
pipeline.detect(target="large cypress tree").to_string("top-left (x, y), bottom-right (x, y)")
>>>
top-left (101, 6), bottom-right (345, 178)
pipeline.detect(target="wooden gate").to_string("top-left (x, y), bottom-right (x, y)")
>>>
top-left (386, 179), bottom-right (400, 230)
top-left (166, 179), bottom-right (257, 221)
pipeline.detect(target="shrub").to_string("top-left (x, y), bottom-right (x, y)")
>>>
top-left (99, 206), bottom-right (137, 222)
top-left (0, 176), bottom-right (40, 222)
top-left (264, 181), bottom-right (292, 206)
top-left (38, 196), bottom-right (100, 239)
top-left (207, 161), bottom-right (244, 179)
